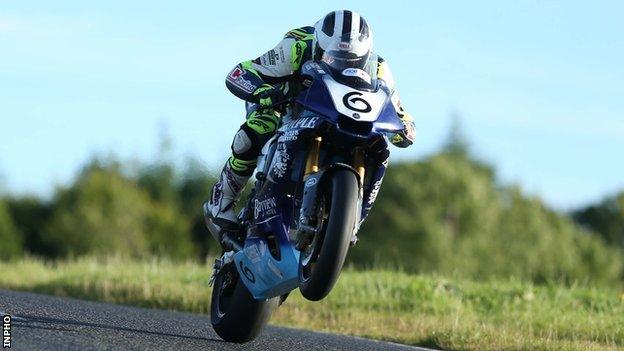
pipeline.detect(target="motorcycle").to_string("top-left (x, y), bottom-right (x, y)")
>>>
top-left (205, 54), bottom-right (405, 343)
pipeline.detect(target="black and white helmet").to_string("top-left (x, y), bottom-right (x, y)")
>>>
top-left (313, 10), bottom-right (373, 71)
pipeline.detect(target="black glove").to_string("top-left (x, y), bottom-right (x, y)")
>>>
top-left (390, 120), bottom-right (416, 148)
top-left (253, 83), bottom-right (287, 107)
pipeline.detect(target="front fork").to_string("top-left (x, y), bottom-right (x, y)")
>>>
top-left (304, 136), bottom-right (366, 182)
top-left (296, 137), bottom-right (366, 249)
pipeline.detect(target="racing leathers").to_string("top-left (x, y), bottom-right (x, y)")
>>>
top-left (204, 26), bottom-right (415, 236)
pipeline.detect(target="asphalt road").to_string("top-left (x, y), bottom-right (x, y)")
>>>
top-left (0, 289), bottom-right (435, 351)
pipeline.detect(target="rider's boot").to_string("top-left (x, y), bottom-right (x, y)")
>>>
top-left (203, 159), bottom-right (250, 242)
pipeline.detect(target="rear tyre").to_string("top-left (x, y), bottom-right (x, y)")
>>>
top-left (211, 265), bottom-right (278, 343)
top-left (298, 169), bottom-right (359, 301)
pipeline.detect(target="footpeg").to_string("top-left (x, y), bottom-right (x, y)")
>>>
top-left (209, 251), bottom-right (235, 287)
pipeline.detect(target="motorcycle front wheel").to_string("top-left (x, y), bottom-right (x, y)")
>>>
top-left (298, 169), bottom-right (359, 301)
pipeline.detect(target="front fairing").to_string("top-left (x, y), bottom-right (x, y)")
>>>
top-left (296, 61), bottom-right (404, 135)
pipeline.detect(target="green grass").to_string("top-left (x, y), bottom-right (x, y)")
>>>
top-left (1, 257), bottom-right (623, 350)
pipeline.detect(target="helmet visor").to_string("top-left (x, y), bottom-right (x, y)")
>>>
top-left (319, 33), bottom-right (371, 71)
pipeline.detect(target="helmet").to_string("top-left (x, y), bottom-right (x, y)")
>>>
top-left (313, 10), bottom-right (373, 71)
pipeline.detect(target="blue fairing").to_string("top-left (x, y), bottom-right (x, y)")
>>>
top-left (372, 97), bottom-right (405, 134)
top-left (234, 220), bottom-right (300, 299)
top-left (296, 61), bottom-right (404, 135)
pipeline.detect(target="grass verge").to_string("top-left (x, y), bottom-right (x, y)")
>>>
top-left (0, 257), bottom-right (622, 350)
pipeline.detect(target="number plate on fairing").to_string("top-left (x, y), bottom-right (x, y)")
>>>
top-left (323, 75), bottom-right (389, 121)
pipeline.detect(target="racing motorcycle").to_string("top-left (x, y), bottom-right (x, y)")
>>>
top-left (205, 48), bottom-right (405, 343)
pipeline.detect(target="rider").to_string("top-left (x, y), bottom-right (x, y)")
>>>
top-left (204, 10), bottom-right (416, 239)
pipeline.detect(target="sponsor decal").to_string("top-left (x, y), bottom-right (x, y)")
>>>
top-left (343, 91), bottom-right (372, 113)
top-left (225, 170), bottom-right (241, 193)
top-left (247, 118), bottom-right (271, 133)
top-left (229, 67), bottom-right (244, 79)
top-left (254, 197), bottom-right (278, 219)
top-left (305, 178), bottom-right (318, 187)
top-left (268, 50), bottom-right (277, 65)
top-left (271, 144), bottom-right (290, 179)
top-left (342, 68), bottom-right (372, 84)
top-left (227, 67), bottom-right (256, 93)
top-left (211, 182), bottom-right (223, 207)
top-left (338, 41), bottom-right (352, 50)
top-left (293, 42), bottom-right (304, 66)
top-left (279, 130), bottom-right (299, 142)
top-left (368, 179), bottom-right (383, 205)
top-left (281, 116), bottom-right (319, 130)
top-left (261, 49), bottom-right (280, 66)
top-left (306, 61), bottom-right (320, 70)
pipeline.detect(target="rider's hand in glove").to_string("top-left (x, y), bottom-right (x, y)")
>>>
top-left (390, 113), bottom-right (416, 148)
top-left (253, 83), bottom-right (287, 107)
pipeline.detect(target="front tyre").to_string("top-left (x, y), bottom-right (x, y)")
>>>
top-left (211, 264), bottom-right (278, 343)
top-left (299, 169), bottom-right (359, 301)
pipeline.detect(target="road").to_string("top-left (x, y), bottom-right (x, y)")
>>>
top-left (0, 289), bottom-right (435, 351)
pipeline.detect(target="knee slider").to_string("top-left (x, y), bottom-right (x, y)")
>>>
top-left (231, 124), bottom-right (266, 161)
top-left (232, 128), bottom-right (253, 155)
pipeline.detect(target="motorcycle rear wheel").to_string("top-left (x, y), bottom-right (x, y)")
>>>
top-left (211, 263), bottom-right (278, 343)
top-left (298, 169), bottom-right (359, 301)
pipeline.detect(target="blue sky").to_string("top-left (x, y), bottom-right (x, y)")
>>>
top-left (1, 1), bottom-right (623, 210)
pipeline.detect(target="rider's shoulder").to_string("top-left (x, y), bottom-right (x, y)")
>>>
top-left (374, 54), bottom-right (396, 91)
top-left (283, 26), bottom-right (315, 41)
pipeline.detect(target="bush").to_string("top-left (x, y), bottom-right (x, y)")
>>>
top-left (0, 200), bottom-right (23, 260)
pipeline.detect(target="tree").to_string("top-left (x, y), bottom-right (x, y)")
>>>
top-left (176, 158), bottom-right (219, 257)
top-left (349, 119), bottom-right (623, 284)
top-left (443, 111), bottom-right (470, 157)
top-left (5, 196), bottom-right (53, 256)
top-left (43, 160), bottom-right (195, 258)
top-left (573, 192), bottom-right (624, 248)
top-left (351, 150), bottom-right (501, 274)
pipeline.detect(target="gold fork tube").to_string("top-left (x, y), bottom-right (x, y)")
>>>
top-left (305, 137), bottom-right (322, 176)
top-left (353, 148), bottom-right (365, 182)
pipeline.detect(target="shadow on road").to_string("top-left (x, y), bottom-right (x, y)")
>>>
top-left (13, 314), bottom-right (224, 343)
